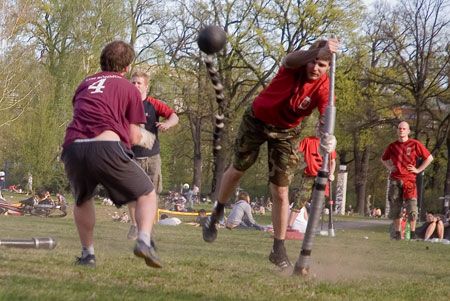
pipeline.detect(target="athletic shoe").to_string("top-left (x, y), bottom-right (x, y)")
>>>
top-left (74, 254), bottom-right (96, 268)
top-left (269, 247), bottom-right (292, 270)
top-left (202, 216), bottom-right (218, 242)
top-left (127, 224), bottom-right (138, 240)
top-left (150, 238), bottom-right (157, 250)
top-left (202, 205), bottom-right (224, 243)
top-left (392, 231), bottom-right (401, 241)
top-left (133, 239), bottom-right (162, 268)
top-left (410, 232), bottom-right (417, 240)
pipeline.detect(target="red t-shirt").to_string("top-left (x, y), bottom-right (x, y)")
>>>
top-left (63, 71), bottom-right (146, 148)
top-left (252, 66), bottom-right (330, 128)
top-left (381, 139), bottom-right (431, 181)
top-left (145, 97), bottom-right (175, 119)
top-left (299, 136), bottom-right (337, 177)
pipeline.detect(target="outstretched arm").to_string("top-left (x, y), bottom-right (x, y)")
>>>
top-left (282, 38), bottom-right (339, 69)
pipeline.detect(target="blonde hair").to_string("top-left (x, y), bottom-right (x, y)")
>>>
top-left (131, 70), bottom-right (149, 85)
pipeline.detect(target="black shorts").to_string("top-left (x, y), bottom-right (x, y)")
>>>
top-left (61, 141), bottom-right (154, 207)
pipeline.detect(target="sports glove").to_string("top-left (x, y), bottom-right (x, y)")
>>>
top-left (138, 127), bottom-right (156, 149)
top-left (319, 133), bottom-right (337, 154)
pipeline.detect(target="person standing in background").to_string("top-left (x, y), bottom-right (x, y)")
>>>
top-left (127, 71), bottom-right (179, 240)
top-left (381, 121), bottom-right (433, 240)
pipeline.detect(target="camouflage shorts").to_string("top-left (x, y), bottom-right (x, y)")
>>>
top-left (388, 179), bottom-right (417, 221)
top-left (135, 154), bottom-right (163, 194)
top-left (233, 107), bottom-right (303, 186)
top-left (289, 175), bottom-right (315, 211)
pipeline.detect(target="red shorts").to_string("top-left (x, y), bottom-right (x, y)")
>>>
top-left (401, 179), bottom-right (417, 200)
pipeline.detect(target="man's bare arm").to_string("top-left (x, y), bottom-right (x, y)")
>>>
top-left (282, 38), bottom-right (339, 69)
top-left (157, 112), bottom-right (179, 132)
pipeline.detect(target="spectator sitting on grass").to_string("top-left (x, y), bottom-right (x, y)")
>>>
top-left (158, 213), bottom-right (182, 226)
top-left (39, 191), bottom-right (54, 205)
top-left (8, 185), bottom-right (21, 193)
top-left (289, 200), bottom-right (310, 233)
top-left (225, 191), bottom-right (264, 230)
top-left (415, 212), bottom-right (444, 241)
top-left (195, 209), bottom-right (208, 226)
top-left (173, 192), bottom-right (187, 212)
top-left (375, 208), bottom-right (382, 218)
top-left (254, 204), bottom-right (266, 215)
top-left (111, 211), bottom-right (121, 221)
top-left (20, 190), bottom-right (52, 207)
top-left (56, 193), bottom-right (67, 205)
top-left (120, 211), bottom-right (130, 223)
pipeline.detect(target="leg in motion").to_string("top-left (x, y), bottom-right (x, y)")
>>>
top-left (203, 166), bottom-right (244, 242)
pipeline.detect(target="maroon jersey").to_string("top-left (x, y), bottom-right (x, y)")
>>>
top-left (63, 71), bottom-right (146, 148)
top-left (252, 66), bottom-right (330, 129)
top-left (382, 139), bottom-right (431, 182)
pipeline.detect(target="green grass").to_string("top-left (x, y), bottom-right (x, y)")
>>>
top-left (1, 195), bottom-right (450, 301)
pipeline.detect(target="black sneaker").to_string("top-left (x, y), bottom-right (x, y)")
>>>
top-left (202, 216), bottom-right (218, 243)
top-left (269, 247), bottom-right (292, 270)
top-left (202, 205), bottom-right (224, 243)
top-left (74, 254), bottom-right (96, 268)
top-left (133, 239), bottom-right (162, 268)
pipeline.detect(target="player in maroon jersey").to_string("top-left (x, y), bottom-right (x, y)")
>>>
top-left (62, 41), bottom-right (161, 268)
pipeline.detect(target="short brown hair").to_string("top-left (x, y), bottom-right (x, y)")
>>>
top-left (309, 39), bottom-right (332, 62)
top-left (100, 40), bottom-right (135, 72)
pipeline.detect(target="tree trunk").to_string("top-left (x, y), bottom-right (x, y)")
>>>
top-left (353, 133), bottom-right (370, 215)
top-left (192, 118), bottom-right (202, 192)
top-left (445, 132), bottom-right (450, 197)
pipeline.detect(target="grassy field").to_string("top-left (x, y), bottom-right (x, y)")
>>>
top-left (1, 194), bottom-right (450, 301)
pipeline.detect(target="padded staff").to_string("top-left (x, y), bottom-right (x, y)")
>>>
top-left (0, 237), bottom-right (57, 249)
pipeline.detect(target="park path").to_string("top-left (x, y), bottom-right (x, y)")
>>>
top-left (326, 218), bottom-right (391, 230)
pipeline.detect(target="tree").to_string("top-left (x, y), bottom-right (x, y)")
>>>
top-left (0, 2), bottom-right (37, 128)
top-left (370, 0), bottom-right (450, 205)
top-left (157, 0), bottom-right (364, 199)
top-left (0, 0), bottom-right (128, 190)
top-left (334, 1), bottom-right (401, 214)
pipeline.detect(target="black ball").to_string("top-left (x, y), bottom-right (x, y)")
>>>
top-left (197, 25), bottom-right (227, 54)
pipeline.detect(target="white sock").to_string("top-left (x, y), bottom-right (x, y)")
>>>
top-left (82, 245), bottom-right (94, 258)
top-left (138, 232), bottom-right (151, 246)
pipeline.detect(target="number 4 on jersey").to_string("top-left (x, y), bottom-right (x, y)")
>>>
top-left (88, 78), bottom-right (107, 94)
